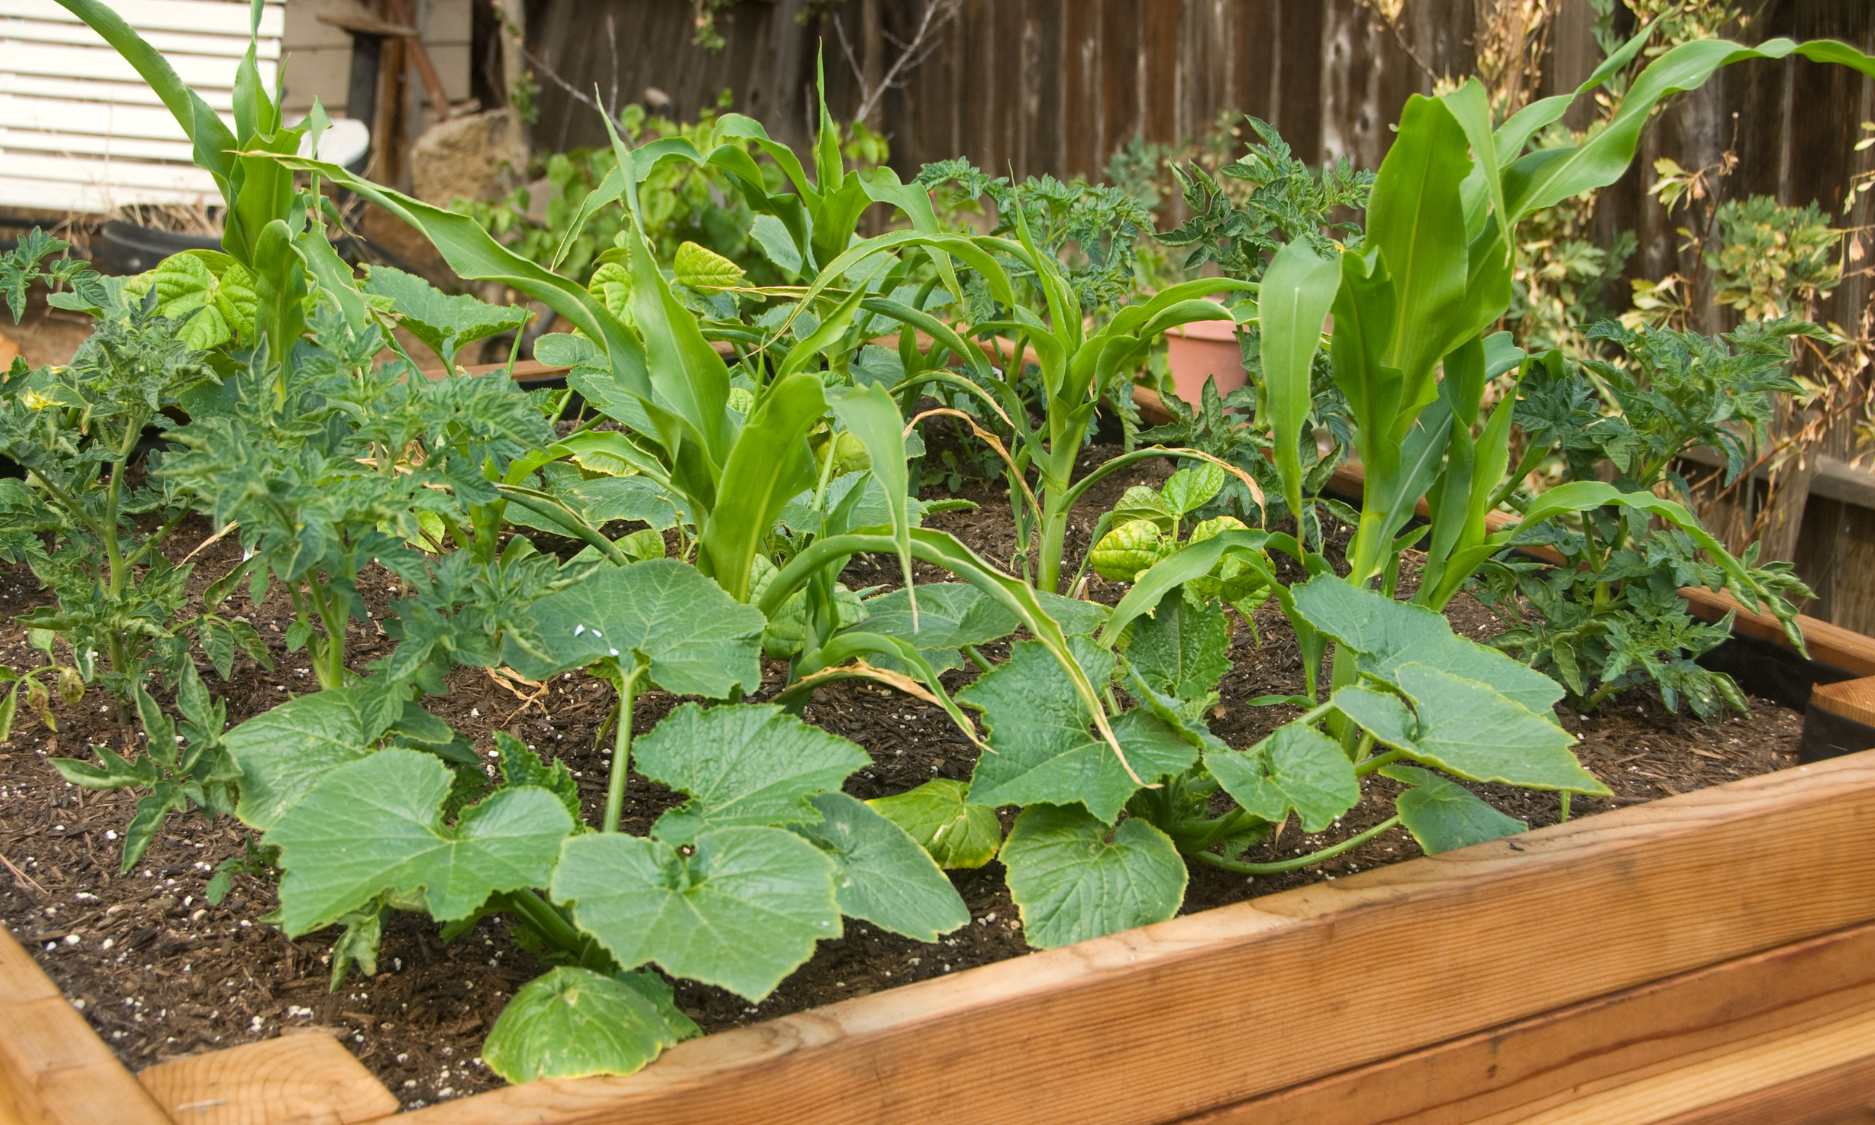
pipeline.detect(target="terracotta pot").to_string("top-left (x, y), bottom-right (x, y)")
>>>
top-left (1164, 318), bottom-right (1246, 405)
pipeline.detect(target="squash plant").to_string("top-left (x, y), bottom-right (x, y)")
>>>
top-left (869, 560), bottom-right (1603, 949)
top-left (223, 556), bottom-right (968, 1081)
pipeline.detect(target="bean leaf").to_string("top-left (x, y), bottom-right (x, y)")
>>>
top-left (1161, 462), bottom-right (1226, 517)
top-left (672, 240), bottom-right (746, 291)
top-left (147, 251), bottom-right (256, 350)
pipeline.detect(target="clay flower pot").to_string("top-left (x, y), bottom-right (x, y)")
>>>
top-left (1164, 318), bottom-right (1246, 406)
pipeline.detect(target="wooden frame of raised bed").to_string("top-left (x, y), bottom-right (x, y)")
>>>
top-left (10, 366), bottom-right (1875, 1124)
top-left (9, 736), bottom-right (1875, 1123)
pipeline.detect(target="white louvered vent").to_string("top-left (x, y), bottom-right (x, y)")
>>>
top-left (0, 0), bottom-right (284, 213)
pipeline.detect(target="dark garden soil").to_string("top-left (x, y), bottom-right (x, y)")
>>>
top-left (0, 445), bottom-right (1803, 1109)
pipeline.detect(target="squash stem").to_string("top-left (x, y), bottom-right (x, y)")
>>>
top-left (1192, 815), bottom-right (1402, 876)
top-left (601, 662), bottom-right (644, 833)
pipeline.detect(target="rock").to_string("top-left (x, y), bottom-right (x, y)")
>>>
top-left (409, 109), bottom-right (527, 207)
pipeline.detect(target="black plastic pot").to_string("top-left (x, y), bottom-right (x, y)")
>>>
top-left (91, 220), bottom-right (222, 275)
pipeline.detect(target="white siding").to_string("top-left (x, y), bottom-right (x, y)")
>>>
top-left (0, 0), bottom-right (473, 214)
top-left (0, 0), bottom-right (283, 212)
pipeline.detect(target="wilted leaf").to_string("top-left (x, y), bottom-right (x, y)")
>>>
top-left (867, 779), bottom-right (1003, 869)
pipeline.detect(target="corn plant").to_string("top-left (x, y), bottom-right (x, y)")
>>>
top-left (1249, 32), bottom-right (1873, 709)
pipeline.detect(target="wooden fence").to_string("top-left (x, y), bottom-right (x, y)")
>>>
top-left (524, 0), bottom-right (1875, 631)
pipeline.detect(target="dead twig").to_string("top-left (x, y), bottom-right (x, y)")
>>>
top-left (832, 0), bottom-right (962, 128)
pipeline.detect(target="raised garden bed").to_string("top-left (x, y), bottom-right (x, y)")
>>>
top-left (10, 10), bottom-right (1875, 1123)
top-left (4, 461), bottom-right (1874, 1122)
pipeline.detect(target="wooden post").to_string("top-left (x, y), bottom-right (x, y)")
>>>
top-left (139, 1031), bottom-right (399, 1124)
top-left (0, 929), bottom-right (169, 1125)
top-left (1803, 675), bottom-right (1875, 763)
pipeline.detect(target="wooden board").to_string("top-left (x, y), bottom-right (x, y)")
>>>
top-left (0, 926), bottom-right (170, 1125)
top-left (387, 751), bottom-right (1875, 1124)
top-left (0, 0), bottom-right (280, 214)
top-left (1184, 921), bottom-right (1875, 1123)
top-left (139, 1030), bottom-right (399, 1124)
top-left (1, 44), bottom-right (276, 90)
top-left (285, 0), bottom-right (470, 52)
top-left (1813, 676), bottom-right (1875, 730)
top-left (1516, 1001), bottom-right (1875, 1124)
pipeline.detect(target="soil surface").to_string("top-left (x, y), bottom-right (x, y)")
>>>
top-left (0, 444), bottom-right (1803, 1109)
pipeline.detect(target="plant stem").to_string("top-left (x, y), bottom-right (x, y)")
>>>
top-left (1192, 815), bottom-right (1403, 876)
top-left (1354, 748), bottom-right (1407, 778)
top-left (601, 662), bottom-right (643, 833)
top-left (305, 581), bottom-right (349, 690)
top-left (1036, 490), bottom-right (1069, 594)
top-left (496, 485), bottom-right (629, 565)
top-left (505, 888), bottom-right (587, 957)
top-left (1175, 807), bottom-right (1262, 853)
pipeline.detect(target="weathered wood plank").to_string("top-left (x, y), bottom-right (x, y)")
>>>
top-left (0, 929), bottom-right (170, 1125)
top-left (139, 1031), bottom-right (399, 1125)
top-left (1061, 0), bottom-right (1102, 176)
top-left (391, 751), bottom-right (1875, 1125)
top-left (1183, 921), bottom-right (1875, 1123)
